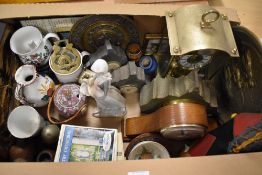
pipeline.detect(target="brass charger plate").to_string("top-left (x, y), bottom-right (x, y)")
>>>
top-left (69, 15), bottom-right (139, 53)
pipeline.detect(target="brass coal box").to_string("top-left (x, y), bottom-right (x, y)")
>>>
top-left (163, 5), bottom-right (239, 77)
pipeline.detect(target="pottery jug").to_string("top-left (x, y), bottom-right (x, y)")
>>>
top-left (15, 65), bottom-right (55, 107)
top-left (10, 26), bottom-right (60, 67)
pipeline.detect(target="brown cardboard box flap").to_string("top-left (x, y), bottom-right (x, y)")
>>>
top-left (0, 152), bottom-right (261, 175)
top-left (0, 0), bottom-right (205, 4)
top-left (0, 2), bottom-right (239, 24)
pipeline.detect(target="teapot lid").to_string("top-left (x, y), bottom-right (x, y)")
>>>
top-left (54, 84), bottom-right (84, 108)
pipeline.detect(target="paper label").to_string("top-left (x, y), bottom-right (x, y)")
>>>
top-left (128, 171), bottom-right (150, 175)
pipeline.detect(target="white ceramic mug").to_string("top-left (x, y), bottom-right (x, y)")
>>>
top-left (10, 26), bottom-right (60, 67)
top-left (7, 105), bottom-right (46, 139)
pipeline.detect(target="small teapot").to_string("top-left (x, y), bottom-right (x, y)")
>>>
top-left (15, 65), bottom-right (55, 107)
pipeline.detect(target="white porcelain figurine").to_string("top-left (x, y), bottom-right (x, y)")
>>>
top-left (80, 59), bottom-right (126, 117)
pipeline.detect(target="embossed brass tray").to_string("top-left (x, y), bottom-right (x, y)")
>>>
top-left (69, 15), bottom-right (139, 53)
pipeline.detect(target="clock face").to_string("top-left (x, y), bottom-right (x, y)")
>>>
top-left (178, 54), bottom-right (212, 69)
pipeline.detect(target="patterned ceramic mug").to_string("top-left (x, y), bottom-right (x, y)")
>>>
top-left (10, 26), bottom-right (60, 67)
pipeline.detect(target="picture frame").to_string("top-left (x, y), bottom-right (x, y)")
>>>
top-left (142, 34), bottom-right (169, 55)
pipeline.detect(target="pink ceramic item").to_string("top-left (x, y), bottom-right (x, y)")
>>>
top-left (54, 84), bottom-right (86, 118)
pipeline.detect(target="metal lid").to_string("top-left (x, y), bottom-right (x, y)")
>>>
top-left (161, 124), bottom-right (206, 140)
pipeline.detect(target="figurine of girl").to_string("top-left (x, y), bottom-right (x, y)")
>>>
top-left (79, 59), bottom-right (126, 117)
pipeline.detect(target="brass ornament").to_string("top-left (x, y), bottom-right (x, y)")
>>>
top-left (50, 40), bottom-right (81, 74)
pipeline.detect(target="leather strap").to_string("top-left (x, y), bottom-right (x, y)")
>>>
top-left (47, 85), bottom-right (88, 124)
top-left (126, 102), bottom-right (208, 136)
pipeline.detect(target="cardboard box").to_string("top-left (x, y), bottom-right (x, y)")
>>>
top-left (0, 1), bottom-right (261, 175)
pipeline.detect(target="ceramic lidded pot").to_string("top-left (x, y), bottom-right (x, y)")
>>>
top-left (15, 65), bottom-right (55, 107)
top-left (54, 84), bottom-right (86, 117)
top-left (49, 40), bottom-right (88, 83)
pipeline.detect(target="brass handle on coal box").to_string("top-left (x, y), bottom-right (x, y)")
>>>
top-left (200, 10), bottom-right (220, 28)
